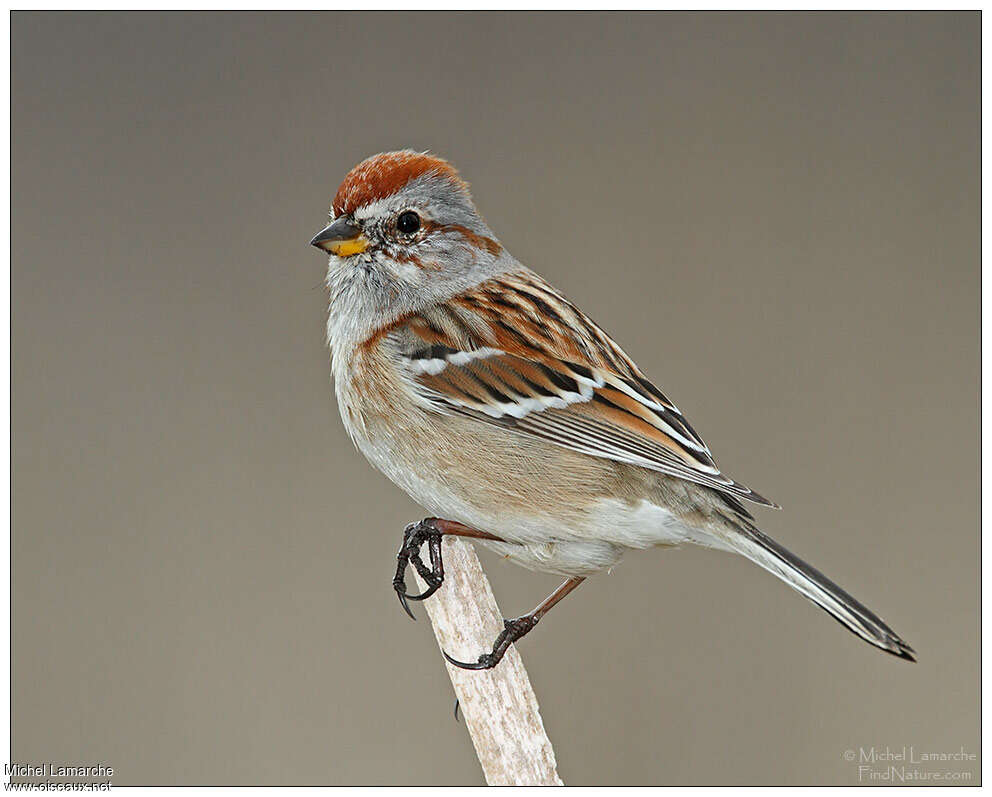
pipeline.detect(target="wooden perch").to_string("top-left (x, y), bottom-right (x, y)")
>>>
top-left (412, 537), bottom-right (563, 786)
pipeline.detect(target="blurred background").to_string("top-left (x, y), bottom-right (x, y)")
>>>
top-left (12, 12), bottom-right (978, 786)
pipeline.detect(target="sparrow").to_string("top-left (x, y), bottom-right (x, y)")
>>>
top-left (310, 150), bottom-right (915, 669)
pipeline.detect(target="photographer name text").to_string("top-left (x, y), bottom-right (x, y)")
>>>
top-left (855, 746), bottom-right (974, 764)
top-left (5, 765), bottom-right (113, 780)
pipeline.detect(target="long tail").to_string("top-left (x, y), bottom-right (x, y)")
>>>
top-left (719, 522), bottom-right (916, 661)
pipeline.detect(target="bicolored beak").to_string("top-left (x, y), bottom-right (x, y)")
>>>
top-left (310, 217), bottom-right (369, 256)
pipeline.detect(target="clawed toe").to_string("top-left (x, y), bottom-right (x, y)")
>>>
top-left (443, 649), bottom-right (497, 670)
top-left (401, 581), bottom-right (442, 602)
top-left (440, 614), bottom-right (540, 671)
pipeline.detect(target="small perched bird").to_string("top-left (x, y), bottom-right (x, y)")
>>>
top-left (311, 150), bottom-right (915, 669)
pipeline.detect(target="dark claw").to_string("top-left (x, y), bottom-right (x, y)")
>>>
top-left (401, 583), bottom-right (442, 602)
top-left (442, 650), bottom-right (497, 670)
top-left (404, 576), bottom-right (443, 601)
top-left (453, 698), bottom-right (461, 722)
top-left (396, 588), bottom-right (416, 620)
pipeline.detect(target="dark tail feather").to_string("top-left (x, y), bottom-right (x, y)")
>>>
top-left (722, 522), bottom-right (916, 661)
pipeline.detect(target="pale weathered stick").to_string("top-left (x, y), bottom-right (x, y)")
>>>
top-left (412, 537), bottom-right (564, 786)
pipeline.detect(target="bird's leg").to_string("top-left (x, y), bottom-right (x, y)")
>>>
top-left (443, 576), bottom-right (586, 670)
top-left (392, 518), bottom-right (505, 619)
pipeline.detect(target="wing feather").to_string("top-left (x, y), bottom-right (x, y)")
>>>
top-left (390, 270), bottom-right (778, 509)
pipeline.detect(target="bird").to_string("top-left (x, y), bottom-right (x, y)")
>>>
top-left (310, 150), bottom-right (915, 669)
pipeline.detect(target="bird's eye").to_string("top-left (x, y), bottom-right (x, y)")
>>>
top-left (396, 211), bottom-right (421, 235)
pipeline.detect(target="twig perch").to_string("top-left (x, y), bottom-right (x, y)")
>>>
top-left (413, 537), bottom-right (563, 786)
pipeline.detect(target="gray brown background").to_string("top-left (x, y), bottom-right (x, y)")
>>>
top-left (12, 12), bottom-right (979, 786)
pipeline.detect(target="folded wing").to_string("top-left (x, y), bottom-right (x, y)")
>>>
top-left (391, 270), bottom-right (778, 509)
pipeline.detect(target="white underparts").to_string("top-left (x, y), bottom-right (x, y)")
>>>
top-left (592, 498), bottom-right (730, 550)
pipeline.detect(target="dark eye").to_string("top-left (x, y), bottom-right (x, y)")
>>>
top-left (396, 211), bottom-right (421, 235)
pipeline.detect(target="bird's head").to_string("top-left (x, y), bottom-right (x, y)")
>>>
top-left (311, 151), bottom-right (505, 302)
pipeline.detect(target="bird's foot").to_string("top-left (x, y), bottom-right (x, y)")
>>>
top-left (392, 519), bottom-right (445, 619)
top-left (442, 614), bottom-right (540, 670)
